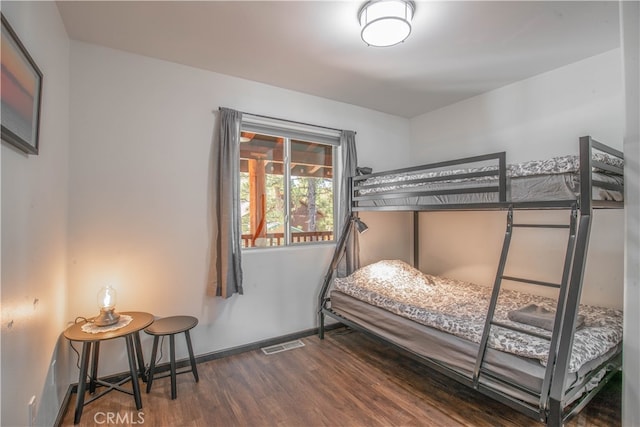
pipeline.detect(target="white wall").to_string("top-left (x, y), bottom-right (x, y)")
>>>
top-left (0, 2), bottom-right (70, 426)
top-left (409, 49), bottom-right (625, 309)
top-left (67, 41), bottom-right (410, 376)
top-left (359, 211), bottom-right (414, 267)
top-left (411, 49), bottom-right (623, 163)
top-left (621, 1), bottom-right (640, 425)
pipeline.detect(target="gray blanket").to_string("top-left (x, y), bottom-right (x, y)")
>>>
top-left (508, 304), bottom-right (584, 331)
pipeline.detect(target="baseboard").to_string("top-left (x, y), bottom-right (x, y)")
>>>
top-left (54, 384), bottom-right (75, 427)
top-left (193, 323), bottom-right (342, 366)
top-left (54, 324), bottom-right (342, 425)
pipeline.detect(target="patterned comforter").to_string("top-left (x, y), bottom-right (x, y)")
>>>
top-left (333, 260), bottom-right (623, 373)
top-left (357, 153), bottom-right (624, 195)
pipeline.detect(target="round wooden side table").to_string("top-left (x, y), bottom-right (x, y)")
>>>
top-left (64, 311), bottom-right (154, 424)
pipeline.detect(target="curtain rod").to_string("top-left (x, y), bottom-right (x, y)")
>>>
top-left (218, 107), bottom-right (355, 134)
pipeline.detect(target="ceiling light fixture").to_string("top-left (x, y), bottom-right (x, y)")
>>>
top-left (358, 0), bottom-right (415, 47)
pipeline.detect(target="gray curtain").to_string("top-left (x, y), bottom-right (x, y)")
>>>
top-left (207, 108), bottom-right (243, 298)
top-left (338, 130), bottom-right (359, 276)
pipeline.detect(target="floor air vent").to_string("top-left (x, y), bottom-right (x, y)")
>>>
top-left (261, 339), bottom-right (305, 355)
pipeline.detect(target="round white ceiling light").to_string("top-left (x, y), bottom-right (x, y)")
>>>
top-left (358, 0), bottom-right (415, 47)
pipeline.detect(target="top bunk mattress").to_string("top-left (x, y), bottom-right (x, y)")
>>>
top-left (354, 153), bottom-right (624, 207)
top-left (332, 260), bottom-right (623, 374)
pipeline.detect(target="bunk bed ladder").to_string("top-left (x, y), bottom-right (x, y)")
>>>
top-left (472, 205), bottom-right (580, 417)
top-left (472, 206), bottom-right (514, 387)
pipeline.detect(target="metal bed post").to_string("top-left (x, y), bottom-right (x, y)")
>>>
top-left (547, 137), bottom-right (596, 425)
top-left (318, 216), bottom-right (355, 339)
top-left (579, 136), bottom-right (593, 215)
top-left (538, 206), bottom-right (578, 420)
top-left (498, 152), bottom-right (507, 202)
top-left (413, 211), bottom-right (420, 269)
top-left (318, 177), bottom-right (355, 339)
top-left (547, 212), bottom-right (592, 426)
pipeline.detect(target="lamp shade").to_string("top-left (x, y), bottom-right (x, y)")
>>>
top-left (95, 285), bottom-right (120, 326)
top-left (97, 285), bottom-right (117, 310)
top-left (354, 217), bottom-right (369, 234)
top-left (359, 0), bottom-right (415, 47)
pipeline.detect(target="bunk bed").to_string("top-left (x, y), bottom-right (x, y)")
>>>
top-left (318, 136), bottom-right (624, 426)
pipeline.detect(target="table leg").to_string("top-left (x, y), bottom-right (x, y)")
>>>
top-left (125, 334), bottom-right (143, 410)
top-left (133, 331), bottom-right (147, 382)
top-left (89, 341), bottom-right (100, 394)
top-left (74, 342), bottom-right (92, 424)
top-left (170, 334), bottom-right (177, 399)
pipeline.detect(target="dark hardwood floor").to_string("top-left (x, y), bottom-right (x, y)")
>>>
top-left (60, 327), bottom-right (621, 426)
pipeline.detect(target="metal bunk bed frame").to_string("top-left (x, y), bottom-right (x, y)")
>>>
top-left (318, 136), bottom-right (624, 426)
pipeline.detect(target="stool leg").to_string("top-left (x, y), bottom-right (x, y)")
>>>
top-left (170, 334), bottom-right (177, 399)
top-left (184, 330), bottom-right (199, 382)
top-left (146, 336), bottom-right (159, 393)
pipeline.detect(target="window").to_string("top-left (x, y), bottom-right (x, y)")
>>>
top-left (239, 119), bottom-right (338, 248)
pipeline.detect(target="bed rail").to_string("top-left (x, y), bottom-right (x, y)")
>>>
top-left (352, 152), bottom-right (507, 211)
top-left (579, 136), bottom-right (624, 213)
top-left (351, 136), bottom-right (624, 213)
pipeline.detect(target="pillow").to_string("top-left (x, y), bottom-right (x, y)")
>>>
top-left (338, 259), bottom-right (436, 291)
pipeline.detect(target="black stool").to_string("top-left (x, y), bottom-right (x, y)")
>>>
top-left (144, 315), bottom-right (199, 399)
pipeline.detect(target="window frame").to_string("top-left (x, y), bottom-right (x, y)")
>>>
top-left (240, 115), bottom-right (341, 249)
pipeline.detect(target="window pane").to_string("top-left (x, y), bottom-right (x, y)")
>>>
top-left (239, 132), bottom-right (285, 248)
top-left (239, 132), bottom-right (334, 248)
top-left (289, 139), bottom-right (333, 245)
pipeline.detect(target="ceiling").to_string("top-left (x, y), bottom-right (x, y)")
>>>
top-left (56, 1), bottom-right (620, 118)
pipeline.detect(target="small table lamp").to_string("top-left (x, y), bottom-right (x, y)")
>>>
top-left (94, 285), bottom-right (121, 326)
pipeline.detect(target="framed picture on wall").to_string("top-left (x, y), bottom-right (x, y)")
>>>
top-left (1, 13), bottom-right (43, 155)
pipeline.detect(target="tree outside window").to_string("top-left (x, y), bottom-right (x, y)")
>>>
top-left (239, 132), bottom-right (335, 248)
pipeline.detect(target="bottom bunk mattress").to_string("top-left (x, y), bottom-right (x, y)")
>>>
top-left (329, 260), bottom-right (623, 404)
